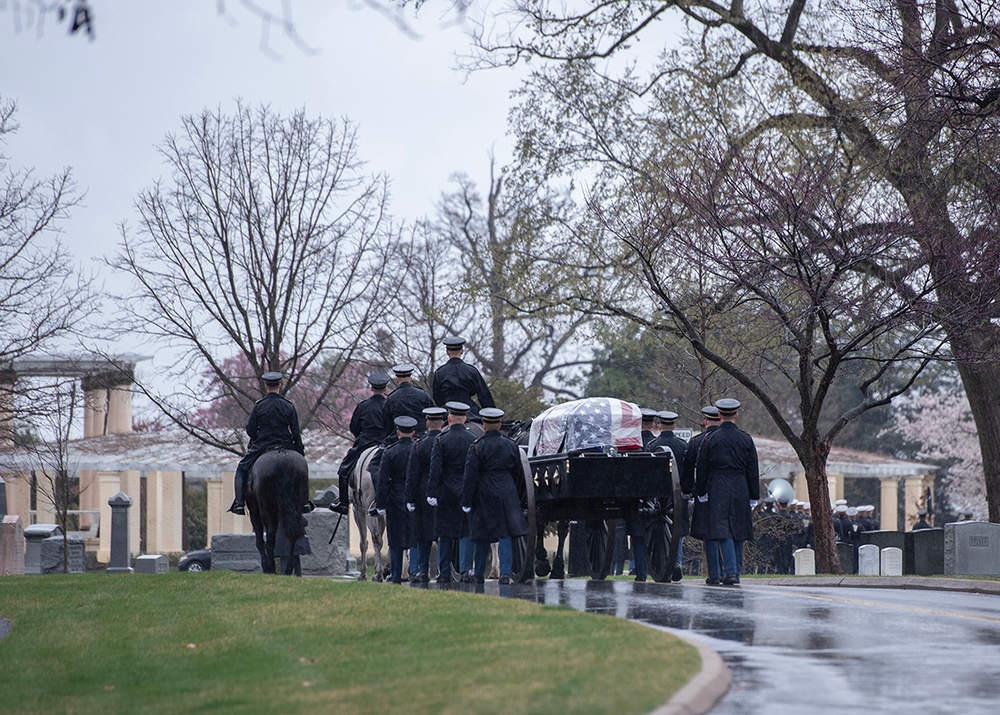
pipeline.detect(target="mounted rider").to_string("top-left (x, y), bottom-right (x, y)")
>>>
top-left (329, 371), bottom-right (390, 516)
top-left (431, 336), bottom-right (495, 423)
top-left (228, 371), bottom-right (306, 516)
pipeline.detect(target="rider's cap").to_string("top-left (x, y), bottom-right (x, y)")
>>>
top-left (480, 407), bottom-right (504, 423)
top-left (423, 406), bottom-right (447, 420)
top-left (394, 416), bottom-right (418, 431)
top-left (445, 401), bottom-right (470, 415)
top-left (640, 408), bottom-right (657, 422)
top-left (701, 405), bottom-right (721, 419)
top-left (368, 372), bottom-right (390, 388)
top-left (444, 336), bottom-right (466, 349)
top-left (715, 398), bottom-right (741, 415)
top-left (261, 371), bottom-right (283, 384)
top-left (657, 410), bottom-right (679, 425)
top-left (391, 363), bottom-right (415, 377)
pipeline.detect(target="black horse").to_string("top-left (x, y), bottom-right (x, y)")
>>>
top-left (246, 449), bottom-right (310, 576)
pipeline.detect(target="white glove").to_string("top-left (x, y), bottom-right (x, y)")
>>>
top-left (462, 506), bottom-right (472, 513)
top-left (697, 494), bottom-right (709, 503)
top-left (750, 500), bottom-right (759, 508)
top-left (427, 497), bottom-right (438, 507)
top-left (377, 508), bottom-right (386, 517)
top-left (406, 503), bottom-right (416, 512)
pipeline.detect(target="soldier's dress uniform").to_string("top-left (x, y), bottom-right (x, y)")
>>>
top-left (383, 367), bottom-right (435, 438)
top-left (427, 403), bottom-right (478, 582)
top-left (431, 337), bottom-right (495, 422)
top-left (405, 407), bottom-right (446, 581)
top-left (647, 411), bottom-right (689, 580)
top-left (461, 408), bottom-right (529, 582)
top-left (695, 399), bottom-right (759, 585)
top-left (332, 373), bottom-right (389, 514)
top-left (229, 372), bottom-right (305, 514)
top-left (376, 416), bottom-right (418, 583)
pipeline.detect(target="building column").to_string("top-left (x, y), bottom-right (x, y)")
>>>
top-left (5, 473), bottom-right (31, 526)
top-left (207, 476), bottom-right (251, 539)
top-left (97, 472), bottom-right (122, 563)
top-left (793, 471), bottom-right (809, 502)
top-left (827, 472), bottom-right (844, 505)
top-left (146, 471), bottom-right (184, 554)
top-left (33, 471), bottom-right (58, 524)
top-left (879, 476), bottom-right (899, 531)
top-left (903, 474), bottom-right (929, 531)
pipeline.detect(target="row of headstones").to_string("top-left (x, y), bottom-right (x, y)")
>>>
top-left (791, 522), bottom-right (1000, 577)
top-left (0, 491), bottom-right (351, 576)
top-left (793, 545), bottom-right (905, 576)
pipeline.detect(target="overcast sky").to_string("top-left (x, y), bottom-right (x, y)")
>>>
top-left (1, 1), bottom-right (519, 274)
top-left (1, 1), bottom-right (523, 393)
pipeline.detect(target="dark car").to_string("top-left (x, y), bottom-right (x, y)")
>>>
top-left (178, 549), bottom-right (211, 572)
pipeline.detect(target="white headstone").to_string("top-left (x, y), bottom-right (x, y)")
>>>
top-left (881, 547), bottom-right (903, 576)
top-left (793, 548), bottom-right (816, 575)
top-left (858, 544), bottom-right (880, 576)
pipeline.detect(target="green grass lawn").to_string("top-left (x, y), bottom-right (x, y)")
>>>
top-left (0, 572), bottom-right (700, 715)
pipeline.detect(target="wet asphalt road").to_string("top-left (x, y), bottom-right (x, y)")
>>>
top-left (442, 578), bottom-right (1000, 714)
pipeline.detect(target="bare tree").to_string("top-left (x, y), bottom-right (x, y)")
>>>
top-left (108, 102), bottom-right (398, 453)
top-left (0, 97), bottom-right (95, 442)
top-left (574, 140), bottom-right (946, 571)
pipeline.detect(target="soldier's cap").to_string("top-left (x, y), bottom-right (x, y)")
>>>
top-left (802, 502), bottom-right (811, 510)
top-left (715, 398), bottom-right (741, 415)
top-left (444, 336), bottom-right (466, 349)
top-left (835, 504), bottom-right (848, 513)
top-left (861, 505), bottom-right (874, 512)
top-left (394, 416), bottom-right (418, 431)
top-left (835, 499), bottom-right (848, 505)
top-left (847, 507), bottom-right (858, 516)
top-left (445, 401), bottom-right (470, 415)
top-left (657, 410), bottom-right (679, 424)
top-left (963, 509), bottom-right (974, 516)
top-left (423, 406), bottom-right (447, 420)
top-left (368, 372), bottom-right (390, 388)
top-left (762, 496), bottom-right (775, 504)
top-left (701, 405), bottom-right (721, 419)
top-left (391, 363), bottom-right (415, 377)
top-left (640, 408), bottom-right (657, 422)
top-left (261, 371), bottom-right (283, 384)
top-left (776, 494), bottom-right (791, 505)
top-left (917, 508), bottom-right (928, 516)
top-left (480, 407), bottom-right (505, 423)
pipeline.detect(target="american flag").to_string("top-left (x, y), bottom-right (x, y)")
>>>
top-left (529, 397), bottom-right (643, 455)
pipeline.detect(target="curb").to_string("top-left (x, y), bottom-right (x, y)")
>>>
top-left (650, 633), bottom-right (730, 715)
top-left (749, 575), bottom-right (1000, 596)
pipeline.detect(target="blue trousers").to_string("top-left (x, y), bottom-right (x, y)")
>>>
top-left (389, 546), bottom-right (404, 582)
top-left (459, 536), bottom-right (473, 573)
top-left (473, 538), bottom-right (513, 578)
top-left (413, 540), bottom-right (432, 576)
top-left (438, 538), bottom-right (454, 579)
top-left (707, 538), bottom-right (738, 577)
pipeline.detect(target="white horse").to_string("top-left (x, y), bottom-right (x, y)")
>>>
top-left (351, 446), bottom-right (386, 581)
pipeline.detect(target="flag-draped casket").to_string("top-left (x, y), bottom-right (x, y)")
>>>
top-left (527, 397), bottom-right (643, 456)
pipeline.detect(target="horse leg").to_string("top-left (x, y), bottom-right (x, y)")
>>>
top-left (534, 519), bottom-right (552, 577)
top-left (369, 513), bottom-right (385, 582)
top-left (488, 542), bottom-right (500, 579)
top-left (353, 502), bottom-right (369, 581)
top-left (264, 523), bottom-right (277, 574)
top-left (551, 521), bottom-right (569, 579)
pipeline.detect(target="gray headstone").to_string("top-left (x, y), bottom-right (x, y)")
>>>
top-left (793, 548), bottom-right (815, 575)
top-left (211, 532), bottom-right (261, 573)
top-left (24, 524), bottom-right (63, 575)
top-left (1, 515), bottom-right (25, 576)
top-left (134, 554), bottom-right (169, 574)
top-left (837, 542), bottom-right (858, 574)
top-left (301, 509), bottom-right (348, 576)
top-left (106, 491), bottom-right (134, 574)
top-left (945, 522), bottom-right (1000, 576)
top-left (881, 547), bottom-right (903, 576)
top-left (858, 544), bottom-right (880, 576)
top-left (41, 535), bottom-right (85, 574)
top-left (906, 528), bottom-right (944, 575)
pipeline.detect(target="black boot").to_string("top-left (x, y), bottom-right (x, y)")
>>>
top-left (228, 467), bottom-right (247, 515)
top-left (328, 475), bottom-right (350, 515)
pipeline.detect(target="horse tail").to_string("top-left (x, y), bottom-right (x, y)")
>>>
top-left (276, 451), bottom-right (307, 543)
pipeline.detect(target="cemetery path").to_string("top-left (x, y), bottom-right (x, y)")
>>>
top-left (438, 578), bottom-right (1000, 714)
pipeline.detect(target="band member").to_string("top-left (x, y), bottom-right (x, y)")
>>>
top-left (427, 402), bottom-right (477, 583)
top-left (405, 406), bottom-right (447, 582)
top-left (376, 416), bottom-right (418, 584)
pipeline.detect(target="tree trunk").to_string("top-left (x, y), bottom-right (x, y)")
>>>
top-left (954, 359), bottom-right (1000, 523)
top-left (800, 444), bottom-right (842, 574)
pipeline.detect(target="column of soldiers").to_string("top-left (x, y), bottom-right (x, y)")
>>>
top-left (330, 336), bottom-right (527, 584)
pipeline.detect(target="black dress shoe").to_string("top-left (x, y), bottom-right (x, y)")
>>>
top-left (227, 500), bottom-right (246, 516)
top-left (498, 575), bottom-right (510, 585)
top-left (705, 577), bottom-right (722, 586)
top-left (328, 500), bottom-right (349, 515)
top-left (436, 574), bottom-right (450, 584)
top-left (419, 573), bottom-right (430, 584)
top-left (302, 500), bottom-right (316, 514)
top-left (460, 572), bottom-right (472, 584)
top-left (723, 574), bottom-right (740, 586)
top-left (474, 574), bottom-right (485, 584)
top-left (634, 575), bottom-right (647, 582)
top-left (671, 566), bottom-right (683, 582)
